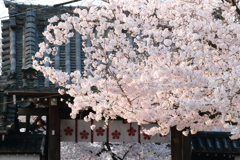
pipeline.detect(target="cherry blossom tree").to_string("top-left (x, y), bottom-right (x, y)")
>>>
top-left (61, 142), bottom-right (170, 160)
top-left (33, 0), bottom-right (240, 138)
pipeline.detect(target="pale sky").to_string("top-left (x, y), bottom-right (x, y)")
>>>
top-left (0, 0), bottom-right (104, 38)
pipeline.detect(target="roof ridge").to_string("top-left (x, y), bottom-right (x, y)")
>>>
top-left (4, 0), bottom-right (79, 8)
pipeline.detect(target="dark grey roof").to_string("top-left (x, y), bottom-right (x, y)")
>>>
top-left (192, 131), bottom-right (240, 154)
top-left (1, 1), bottom-right (85, 92)
top-left (0, 133), bottom-right (45, 154)
top-left (4, 0), bottom-right (84, 19)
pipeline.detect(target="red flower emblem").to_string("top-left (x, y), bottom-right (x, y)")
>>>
top-left (127, 127), bottom-right (136, 136)
top-left (112, 130), bottom-right (121, 139)
top-left (159, 134), bottom-right (166, 137)
top-left (80, 130), bottom-right (89, 139)
top-left (64, 126), bottom-right (73, 136)
top-left (143, 133), bottom-right (151, 140)
top-left (96, 127), bottom-right (105, 136)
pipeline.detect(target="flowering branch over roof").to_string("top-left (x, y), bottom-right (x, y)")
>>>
top-left (34, 0), bottom-right (240, 138)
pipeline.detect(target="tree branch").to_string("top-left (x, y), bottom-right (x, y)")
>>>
top-left (122, 144), bottom-right (136, 159)
top-left (104, 142), bottom-right (122, 160)
top-left (231, 0), bottom-right (240, 16)
top-left (206, 40), bottom-right (222, 50)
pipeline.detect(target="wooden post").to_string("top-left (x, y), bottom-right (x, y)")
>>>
top-left (171, 126), bottom-right (192, 160)
top-left (182, 131), bottom-right (192, 160)
top-left (48, 98), bottom-right (60, 160)
top-left (26, 115), bottom-right (30, 132)
top-left (171, 126), bottom-right (183, 160)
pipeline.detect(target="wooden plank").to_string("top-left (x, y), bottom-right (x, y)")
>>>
top-left (171, 126), bottom-right (183, 160)
top-left (48, 101), bottom-right (60, 160)
top-left (18, 108), bottom-right (49, 115)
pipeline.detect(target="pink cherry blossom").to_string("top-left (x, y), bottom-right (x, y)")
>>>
top-left (34, 0), bottom-right (240, 139)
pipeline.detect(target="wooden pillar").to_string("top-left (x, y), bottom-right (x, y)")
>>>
top-left (26, 115), bottom-right (30, 132)
top-left (182, 132), bottom-right (192, 160)
top-left (171, 126), bottom-right (183, 160)
top-left (171, 126), bottom-right (191, 160)
top-left (48, 98), bottom-right (60, 160)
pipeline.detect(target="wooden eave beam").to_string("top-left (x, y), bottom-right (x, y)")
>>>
top-left (18, 108), bottom-right (49, 116)
top-left (5, 91), bottom-right (60, 97)
top-left (5, 91), bottom-right (72, 98)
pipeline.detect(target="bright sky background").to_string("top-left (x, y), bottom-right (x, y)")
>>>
top-left (0, 0), bottom-right (104, 38)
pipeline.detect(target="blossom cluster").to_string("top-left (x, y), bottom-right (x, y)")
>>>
top-left (61, 142), bottom-right (170, 160)
top-left (34, 0), bottom-right (240, 138)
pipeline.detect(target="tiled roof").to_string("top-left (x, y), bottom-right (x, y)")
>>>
top-left (1, 1), bottom-right (85, 91)
top-left (192, 131), bottom-right (240, 154)
top-left (0, 133), bottom-right (45, 154)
